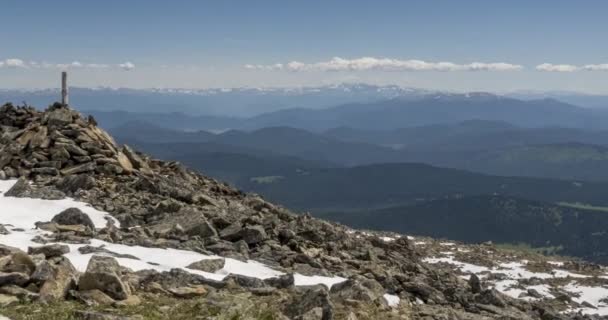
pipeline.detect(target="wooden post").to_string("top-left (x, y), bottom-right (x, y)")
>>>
top-left (61, 71), bottom-right (69, 106)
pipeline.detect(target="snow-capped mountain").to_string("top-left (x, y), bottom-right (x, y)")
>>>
top-left (0, 84), bottom-right (437, 117)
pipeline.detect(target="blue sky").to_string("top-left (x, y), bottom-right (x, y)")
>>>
top-left (1, 0), bottom-right (608, 92)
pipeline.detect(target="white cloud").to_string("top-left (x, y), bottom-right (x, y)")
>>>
top-left (583, 64), bottom-right (608, 71)
top-left (536, 63), bottom-right (579, 72)
top-left (246, 57), bottom-right (524, 72)
top-left (54, 61), bottom-right (85, 69)
top-left (119, 62), bottom-right (135, 71)
top-left (536, 63), bottom-right (608, 72)
top-left (87, 63), bottom-right (110, 69)
top-left (245, 63), bottom-right (283, 71)
top-left (1, 58), bottom-right (26, 68)
top-left (0, 59), bottom-right (124, 70)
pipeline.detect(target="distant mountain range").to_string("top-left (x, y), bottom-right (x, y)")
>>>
top-left (4, 84), bottom-right (608, 120)
top-left (0, 84), bottom-right (434, 117)
top-left (83, 94), bottom-right (608, 132)
top-left (507, 90), bottom-right (608, 109)
top-left (109, 120), bottom-right (608, 181)
top-left (240, 94), bottom-right (608, 130)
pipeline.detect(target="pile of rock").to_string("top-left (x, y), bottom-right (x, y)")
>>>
top-left (0, 205), bottom-right (135, 309)
top-left (0, 244), bottom-right (154, 314)
top-left (0, 103), bottom-right (149, 181)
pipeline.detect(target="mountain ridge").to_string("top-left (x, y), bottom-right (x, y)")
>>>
top-left (2, 102), bottom-right (608, 318)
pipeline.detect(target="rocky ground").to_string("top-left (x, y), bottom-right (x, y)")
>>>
top-left (0, 102), bottom-right (607, 319)
top-left (412, 237), bottom-right (608, 316)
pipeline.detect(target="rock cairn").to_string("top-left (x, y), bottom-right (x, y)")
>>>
top-left (0, 102), bottom-right (149, 181)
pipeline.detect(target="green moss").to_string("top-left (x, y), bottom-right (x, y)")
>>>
top-left (1, 292), bottom-right (413, 320)
top-left (495, 242), bottom-right (564, 256)
top-left (1, 294), bottom-right (284, 320)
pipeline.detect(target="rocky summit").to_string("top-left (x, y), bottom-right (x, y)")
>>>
top-left (0, 102), bottom-right (606, 320)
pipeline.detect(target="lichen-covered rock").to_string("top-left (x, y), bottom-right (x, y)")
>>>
top-left (168, 285), bottom-right (207, 298)
top-left (1, 252), bottom-right (36, 274)
top-left (284, 286), bottom-right (333, 320)
top-left (78, 256), bottom-right (131, 300)
top-left (38, 257), bottom-right (78, 302)
top-left (186, 258), bottom-right (225, 273)
top-left (55, 174), bottom-right (96, 194)
top-left (71, 289), bottom-right (116, 306)
top-left (330, 276), bottom-right (385, 303)
top-left (3, 177), bottom-right (65, 199)
top-left (239, 225), bottom-right (268, 245)
top-left (28, 244), bottom-right (70, 258)
top-left (60, 162), bottom-right (97, 175)
top-left (45, 107), bottom-right (74, 128)
top-left (73, 310), bottom-right (141, 320)
top-left (0, 293), bottom-right (19, 307)
top-left (3, 177), bottom-right (30, 197)
top-left (185, 220), bottom-right (217, 238)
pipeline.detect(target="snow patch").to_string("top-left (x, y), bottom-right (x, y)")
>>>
top-left (423, 256), bottom-right (489, 274)
top-left (0, 179), bottom-right (346, 289)
top-left (294, 274), bottom-right (347, 288)
top-left (383, 294), bottom-right (400, 307)
top-left (0, 180), bottom-right (118, 229)
top-left (423, 253), bottom-right (608, 315)
top-left (564, 283), bottom-right (608, 315)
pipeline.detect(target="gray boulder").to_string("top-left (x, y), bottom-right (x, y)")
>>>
top-left (39, 257), bottom-right (78, 302)
top-left (469, 274), bottom-right (482, 294)
top-left (264, 273), bottom-right (295, 289)
top-left (45, 107), bottom-right (73, 128)
top-left (330, 277), bottom-right (384, 303)
top-left (3, 177), bottom-right (30, 197)
top-left (1, 252), bottom-right (36, 274)
top-left (185, 220), bottom-right (217, 238)
top-left (28, 244), bottom-right (70, 258)
top-left (0, 272), bottom-right (29, 286)
top-left (60, 162), bottom-right (97, 175)
top-left (56, 174), bottom-right (96, 193)
top-left (73, 310), bottom-right (140, 320)
top-left (52, 207), bottom-right (96, 230)
top-left (78, 255), bottom-right (131, 300)
top-left (219, 222), bottom-right (243, 241)
top-left (284, 286), bottom-right (333, 320)
top-left (224, 274), bottom-right (267, 288)
top-left (240, 225), bottom-right (268, 245)
top-left (0, 293), bottom-right (19, 307)
top-left (186, 258), bottom-right (225, 273)
top-left (30, 260), bottom-right (54, 284)
top-left (3, 178), bottom-right (66, 200)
